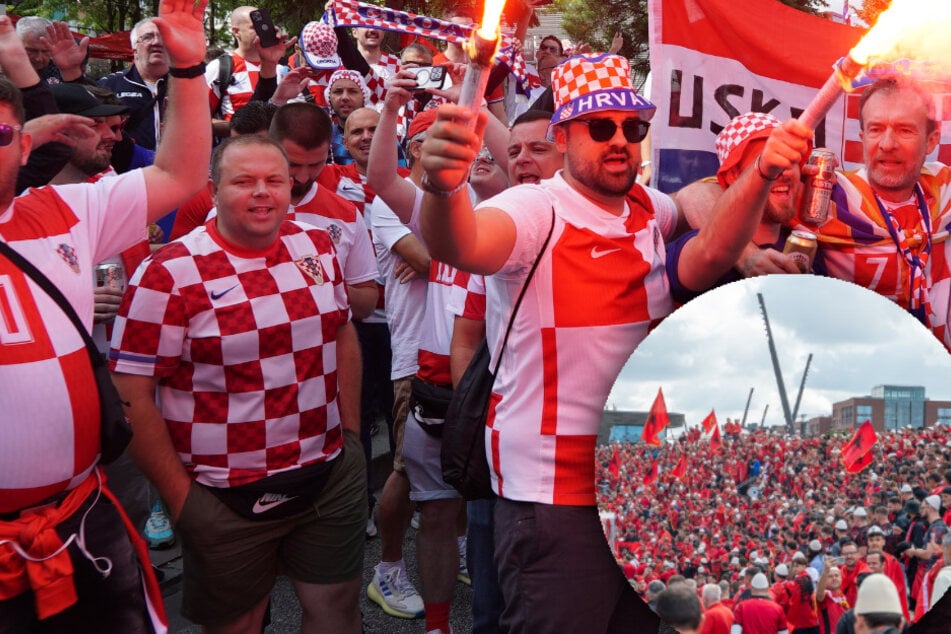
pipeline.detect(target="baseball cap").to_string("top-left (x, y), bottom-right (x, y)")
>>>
top-left (549, 53), bottom-right (655, 133)
top-left (715, 112), bottom-right (780, 188)
top-left (406, 109), bottom-right (438, 140)
top-left (854, 573), bottom-right (903, 615)
top-left (51, 84), bottom-right (129, 117)
top-left (867, 525), bottom-right (886, 537)
top-left (299, 21), bottom-right (342, 70)
top-left (924, 495), bottom-right (942, 511)
top-left (751, 573), bottom-right (769, 590)
top-left (835, 519), bottom-right (848, 530)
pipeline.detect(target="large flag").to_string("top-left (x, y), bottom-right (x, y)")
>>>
top-left (671, 452), bottom-right (687, 480)
top-left (609, 447), bottom-right (621, 480)
top-left (647, 0), bottom-right (951, 193)
top-left (841, 420), bottom-right (878, 473)
top-left (700, 410), bottom-right (718, 433)
top-left (641, 388), bottom-right (670, 446)
top-left (644, 458), bottom-right (659, 485)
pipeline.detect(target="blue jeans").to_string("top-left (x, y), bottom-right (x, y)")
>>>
top-left (468, 498), bottom-right (505, 633)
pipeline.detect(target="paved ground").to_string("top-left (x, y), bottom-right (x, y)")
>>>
top-left (153, 425), bottom-right (474, 633)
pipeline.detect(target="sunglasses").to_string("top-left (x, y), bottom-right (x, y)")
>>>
top-left (0, 123), bottom-right (21, 147)
top-left (476, 147), bottom-right (495, 163)
top-left (574, 118), bottom-right (650, 144)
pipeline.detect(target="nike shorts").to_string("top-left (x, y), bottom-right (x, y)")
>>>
top-left (175, 430), bottom-right (367, 627)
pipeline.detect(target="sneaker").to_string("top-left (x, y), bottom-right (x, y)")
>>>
top-left (366, 515), bottom-right (378, 539)
top-left (145, 501), bottom-right (175, 550)
top-left (411, 510), bottom-right (420, 530)
top-left (457, 538), bottom-right (470, 585)
top-left (367, 564), bottom-right (424, 618)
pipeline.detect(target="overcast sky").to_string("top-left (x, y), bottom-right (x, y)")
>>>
top-left (607, 276), bottom-right (951, 430)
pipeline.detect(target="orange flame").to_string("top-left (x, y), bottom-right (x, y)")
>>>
top-left (477, 0), bottom-right (506, 41)
top-left (850, 0), bottom-right (951, 68)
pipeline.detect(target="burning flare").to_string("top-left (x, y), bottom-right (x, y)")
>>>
top-left (850, 0), bottom-right (951, 68)
top-left (477, 0), bottom-right (506, 41)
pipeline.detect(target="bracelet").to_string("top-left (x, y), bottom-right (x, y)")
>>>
top-left (421, 173), bottom-right (467, 198)
top-left (168, 63), bottom-right (207, 79)
top-left (755, 155), bottom-right (780, 181)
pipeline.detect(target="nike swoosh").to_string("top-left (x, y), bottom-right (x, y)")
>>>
top-left (251, 495), bottom-right (298, 514)
top-left (210, 284), bottom-right (239, 300)
top-left (590, 247), bottom-right (622, 259)
top-left (340, 184), bottom-right (361, 192)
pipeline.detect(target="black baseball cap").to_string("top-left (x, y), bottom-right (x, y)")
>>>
top-left (51, 84), bottom-right (129, 117)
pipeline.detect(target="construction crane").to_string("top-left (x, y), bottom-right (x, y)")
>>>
top-left (741, 387), bottom-right (754, 427)
top-left (757, 293), bottom-right (812, 434)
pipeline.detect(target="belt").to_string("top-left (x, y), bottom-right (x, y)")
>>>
top-left (0, 489), bottom-right (72, 522)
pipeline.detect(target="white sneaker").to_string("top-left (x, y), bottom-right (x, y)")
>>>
top-left (367, 564), bottom-right (424, 618)
top-left (366, 516), bottom-right (378, 538)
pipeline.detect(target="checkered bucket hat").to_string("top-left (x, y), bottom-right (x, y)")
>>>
top-left (715, 112), bottom-right (781, 187)
top-left (550, 53), bottom-right (655, 129)
top-left (300, 21), bottom-right (342, 70)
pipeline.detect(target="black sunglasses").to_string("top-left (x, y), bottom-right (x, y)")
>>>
top-left (0, 123), bottom-right (21, 147)
top-left (574, 118), bottom-right (650, 144)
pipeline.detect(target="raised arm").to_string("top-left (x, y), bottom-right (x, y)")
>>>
top-left (674, 119), bottom-right (812, 291)
top-left (143, 0), bottom-right (213, 224)
top-left (365, 70), bottom-right (418, 221)
top-left (418, 103), bottom-right (515, 274)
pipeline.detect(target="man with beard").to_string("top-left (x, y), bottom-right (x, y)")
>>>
top-left (672, 111), bottom-right (806, 302)
top-left (99, 18), bottom-right (169, 150)
top-left (326, 69), bottom-right (372, 166)
top-left (48, 84), bottom-right (128, 184)
top-left (865, 526), bottom-right (909, 620)
top-left (417, 52), bottom-right (812, 632)
top-left (266, 101), bottom-right (378, 320)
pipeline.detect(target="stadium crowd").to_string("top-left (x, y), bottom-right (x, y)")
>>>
top-left (1, 0), bottom-right (950, 632)
top-left (598, 425), bottom-right (951, 632)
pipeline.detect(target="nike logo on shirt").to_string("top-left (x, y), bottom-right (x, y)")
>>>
top-left (210, 284), bottom-right (239, 300)
top-left (590, 247), bottom-right (622, 259)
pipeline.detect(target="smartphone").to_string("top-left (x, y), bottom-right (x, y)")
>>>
top-left (250, 8), bottom-right (279, 48)
top-left (408, 66), bottom-right (447, 92)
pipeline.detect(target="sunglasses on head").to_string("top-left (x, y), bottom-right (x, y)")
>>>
top-left (574, 118), bottom-right (650, 144)
top-left (0, 123), bottom-right (21, 147)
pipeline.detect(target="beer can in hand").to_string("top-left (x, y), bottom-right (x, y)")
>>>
top-left (783, 230), bottom-right (817, 273)
top-left (96, 263), bottom-right (125, 290)
top-left (800, 148), bottom-right (837, 225)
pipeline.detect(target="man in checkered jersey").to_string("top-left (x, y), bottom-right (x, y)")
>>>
top-left (110, 134), bottom-right (366, 632)
top-left (0, 0), bottom-right (211, 628)
top-left (418, 52), bottom-right (812, 632)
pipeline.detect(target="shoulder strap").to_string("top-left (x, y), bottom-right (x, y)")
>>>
top-left (492, 206), bottom-right (555, 374)
top-left (0, 241), bottom-right (102, 364)
top-left (214, 53), bottom-right (234, 118)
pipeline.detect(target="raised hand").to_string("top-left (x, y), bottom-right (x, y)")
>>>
top-left (154, 0), bottom-right (209, 67)
top-left (43, 21), bottom-right (89, 75)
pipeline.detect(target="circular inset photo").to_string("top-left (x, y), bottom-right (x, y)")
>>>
top-left (596, 275), bottom-right (951, 632)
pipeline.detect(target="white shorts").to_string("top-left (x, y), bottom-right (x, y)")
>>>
top-left (402, 410), bottom-right (462, 502)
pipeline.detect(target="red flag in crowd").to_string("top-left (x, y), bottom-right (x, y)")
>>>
top-left (841, 420), bottom-right (877, 473)
top-left (644, 459), bottom-right (659, 485)
top-left (641, 388), bottom-right (669, 446)
top-left (701, 410), bottom-right (718, 433)
top-left (609, 447), bottom-right (621, 480)
top-left (672, 453), bottom-right (686, 480)
top-left (710, 424), bottom-right (722, 451)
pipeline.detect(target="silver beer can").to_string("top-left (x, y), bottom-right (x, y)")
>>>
top-left (800, 148), bottom-right (837, 225)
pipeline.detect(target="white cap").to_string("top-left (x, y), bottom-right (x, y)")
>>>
top-left (775, 563), bottom-right (789, 577)
top-left (751, 573), bottom-right (769, 590)
top-left (809, 540), bottom-right (823, 552)
top-left (925, 495), bottom-right (942, 512)
top-left (835, 519), bottom-right (848, 530)
top-left (901, 484), bottom-right (913, 493)
top-left (854, 573), bottom-right (903, 615)
top-left (854, 507), bottom-right (867, 517)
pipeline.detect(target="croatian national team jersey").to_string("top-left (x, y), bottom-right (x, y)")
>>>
top-left (800, 165), bottom-right (951, 325)
top-left (0, 172), bottom-right (147, 513)
top-left (205, 53), bottom-right (287, 120)
top-left (286, 182), bottom-right (378, 289)
top-left (447, 269), bottom-right (486, 322)
top-left (109, 221), bottom-right (350, 488)
top-left (318, 163), bottom-right (411, 215)
top-left (481, 174), bottom-right (678, 506)
top-left (929, 234), bottom-right (951, 350)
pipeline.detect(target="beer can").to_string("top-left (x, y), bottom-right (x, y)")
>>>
top-left (783, 230), bottom-right (817, 273)
top-left (800, 148), bottom-right (837, 225)
top-left (96, 263), bottom-right (124, 289)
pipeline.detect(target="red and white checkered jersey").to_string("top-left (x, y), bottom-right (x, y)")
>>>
top-left (109, 220), bottom-right (350, 488)
top-left (368, 183), bottom-right (426, 380)
top-left (448, 270), bottom-right (486, 322)
top-left (799, 165), bottom-right (951, 319)
top-left (287, 182), bottom-right (378, 289)
top-left (205, 53), bottom-right (287, 120)
top-left (929, 237), bottom-right (951, 351)
top-left (365, 53), bottom-right (401, 106)
top-left (0, 172), bottom-right (147, 513)
top-left (480, 175), bottom-right (677, 506)
top-left (416, 261), bottom-right (471, 387)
